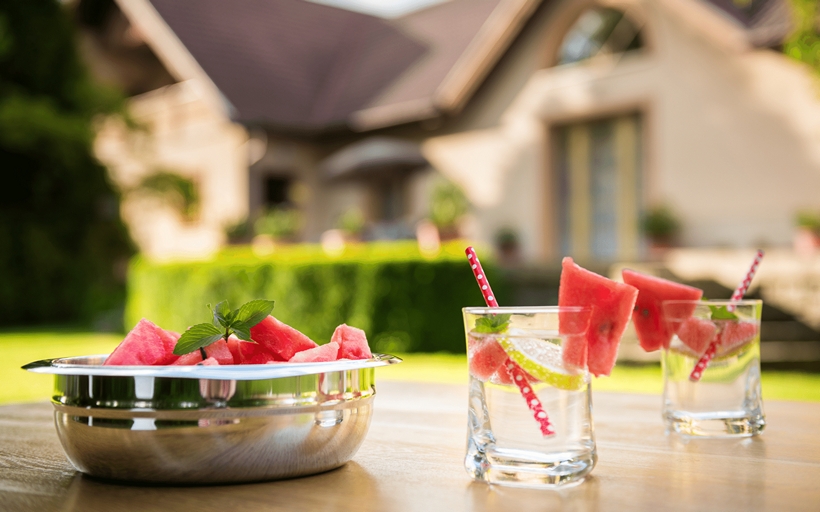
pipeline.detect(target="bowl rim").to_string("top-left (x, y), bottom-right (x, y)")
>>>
top-left (22, 353), bottom-right (402, 380)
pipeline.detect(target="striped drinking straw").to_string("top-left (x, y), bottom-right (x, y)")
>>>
top-left (689, 250), bottom-right (764, 382)
top-left (465, 247), bottom-right (554, 436)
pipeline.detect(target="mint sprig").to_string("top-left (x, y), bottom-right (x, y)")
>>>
top-left (473, 314), bottom-right (511, 334)
top-left (708, 305), bottom-right (738, 321)
top-left (173, 299), bottom-right (275, 356)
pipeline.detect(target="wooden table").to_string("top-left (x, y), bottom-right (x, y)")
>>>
top-left (1, 381), bottom-right (819, 511)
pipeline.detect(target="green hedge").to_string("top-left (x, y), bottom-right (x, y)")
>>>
top-left (125, 241), bottom-right (507, 353)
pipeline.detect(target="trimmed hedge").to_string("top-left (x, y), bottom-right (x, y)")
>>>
top-left (125, 242), bottom-right (507, 353)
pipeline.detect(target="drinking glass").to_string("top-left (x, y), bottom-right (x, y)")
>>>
top-left (661, 299), bottom-right (765, 437)
top-left (463, 306), bottom-right (595, 488)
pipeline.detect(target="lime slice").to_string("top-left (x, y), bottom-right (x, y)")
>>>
top-left (498, 336), bottom-right (585, 391)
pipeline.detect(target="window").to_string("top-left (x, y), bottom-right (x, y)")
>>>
top-left (557, 7), bottom-right (643, 65)
top-left (264, 176), bottom-right (292, 208)
top-left (554, 114), bottom-right (643, 261)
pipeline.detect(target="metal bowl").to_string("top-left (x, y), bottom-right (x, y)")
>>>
top-left (23, 354), bottom-right (401, 484)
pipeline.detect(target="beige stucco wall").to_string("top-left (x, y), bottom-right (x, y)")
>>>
top-left (422, 0), bottom-right (820, 262)
top-left (95, 80), bottom-right (249, 260)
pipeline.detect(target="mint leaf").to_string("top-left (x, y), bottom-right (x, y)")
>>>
top-left (173, 323), bottom-right (225, 355)
top-left (709, 305), bottom-right (738, 321)
top-left (174, 298), bottom-right (275, 356)
top-left (233, 325), bottom-right (252, 342)
top-left (473, 314), bottom-right (511, 334)
top-left (232, 299), bottom-right (275, 330)
top-left (212, 300), bottom-right (232, 328)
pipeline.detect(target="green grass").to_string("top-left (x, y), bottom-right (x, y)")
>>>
top-left (2, 332), bottom-right (820, 404)
top-left (0, 330), bottom-right (122, 404)
top-left (382, 354), bottom-right (820, 402)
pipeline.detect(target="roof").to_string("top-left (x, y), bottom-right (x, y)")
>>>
top-left (703, 0), bottom-right (793, 48)
top-left (146, 0), bottom-right (512, 133)
top-left (137, 0), bottom-right (791, 134)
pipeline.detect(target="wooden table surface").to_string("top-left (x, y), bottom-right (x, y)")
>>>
top-left (1, 381), bottom-right (819, 512)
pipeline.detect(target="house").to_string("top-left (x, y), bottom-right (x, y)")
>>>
top-left (81, 0), bottom-right (820, 263)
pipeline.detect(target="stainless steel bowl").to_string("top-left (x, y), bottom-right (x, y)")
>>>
top-left (23, 354), bottom-right (401, 484)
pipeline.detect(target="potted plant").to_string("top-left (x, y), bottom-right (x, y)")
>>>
top-left (429, 179), bottom-right (469, 241)
top-left (253, 207), bottom-right (303, 249)
top-left (794, 210), bottom-right (820, 255)
top-left (494, 227), bottom-right (520, 265)
top-left (642, 205), bottom-right (680, 256)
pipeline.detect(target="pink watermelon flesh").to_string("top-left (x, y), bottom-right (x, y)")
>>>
top-left (158, 329), bottom-right (181, 363)
top-left (489, 361), bottom-right (538, 385)
top-left (718, 321), bottom-right (759, 354)
top-left (558, 257), bottom-right (639, 377)
top-left (251, 316), bottom-right (318, 360)
top-left (290, 342), bottom-right (340, 363)
top-left (677, 317), bottom-right (717, 356)
top-left (468, 335), bottom-right (508, 381)
top-left (621, 269), bottom-right (703, 352)
top-left (237, 341), bottom-right (282, 364)
top-left (226, 335), bottom-right (242, 363)
top-left (200, 357), bottom-right (219, 366)
top-left (172, 339), bottom-right (234, 365)
top-left (105, 319), bottom-right (179, 366)
top-left (330, 324), bottom-right (373, 360)
top-left (561, 334), bottom-right (588, 370)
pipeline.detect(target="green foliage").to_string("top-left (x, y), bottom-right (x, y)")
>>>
top-left (254, 207), bottom-right (303, 239)
top-left (134, 170), bottom-right (199, 221)
top-left (785, 0), bottom-right (820, 76)
top-left (796, 210), bottom-right (820, 233)
top-left (126, 242), bottom-right (508, 353)
top-left (0, 1), bottom-right (132, 326)
top-left (429, 179), bottom-right (469, 231)
top-left (337, 207), bottom-right (365, 235)
top-left (641, 205), bottom-right (681, 242)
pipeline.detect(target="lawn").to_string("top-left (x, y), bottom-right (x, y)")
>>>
top-left (2, 331), bottom-right (819, 404)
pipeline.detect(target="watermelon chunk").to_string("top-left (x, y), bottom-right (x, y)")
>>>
top-left (172, 339), bottom-right (234, 365)
top-left (250, 316), bottom-right (318, 360)
top-left (330, 324), bottom-right (373, 360)
top-left (558, 257), bottom-right (639, 377)
top-left (622, 269), bottom-right (703, 351)
top-left (718, 320), bottom-right (759, 353)
top-left (200, 357), bottom-right (219, 366)
top-left (236, 340), bottom-right (283, 364)
top-left (105, 319), bottom-right (180, 366)
top-left (468, 335), bottom-right (508, 381)
top-left (561, 334), bottom-right (588, 370)
top-left (677, 317), bottom-right (717, 356)
top-left (290, 342), bottom-right (340, 362)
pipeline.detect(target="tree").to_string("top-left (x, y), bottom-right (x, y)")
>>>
top-left (0, 0), bottom-right (132, 326)
top-left (785, 0), bottom-right (820, 77)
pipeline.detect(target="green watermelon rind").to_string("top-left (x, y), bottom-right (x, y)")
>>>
top-left (497, 337), bottom-right (585, 391)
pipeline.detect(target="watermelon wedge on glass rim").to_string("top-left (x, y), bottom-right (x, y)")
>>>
top-left (558, 258), bottom-right (639, 377)
top-left (621, 269), bottom-right (703, 352)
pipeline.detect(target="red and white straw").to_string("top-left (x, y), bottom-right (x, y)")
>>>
top-left (689, 249), bottom-right (764, 382)
top-left (466, 247), bottom-right (554, 436)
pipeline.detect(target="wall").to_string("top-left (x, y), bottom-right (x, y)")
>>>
top-left (95, 79), bottom-right (249, 260)
top-left (422, 0), bottom-right (820, 261)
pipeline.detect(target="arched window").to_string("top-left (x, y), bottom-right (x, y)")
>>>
top-left (557, 7), bottom-right (644, 65)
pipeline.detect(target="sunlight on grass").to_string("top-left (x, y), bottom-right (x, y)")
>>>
top-left (2, 333), bottom-right (819, 404)
top-left (0, 331), bottom-right (122, 405)
top-left (382, 353), bottom-right (820, 402)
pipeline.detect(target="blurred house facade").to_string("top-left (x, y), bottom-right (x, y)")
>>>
top-left (81, 0), bottom-right (820, 262)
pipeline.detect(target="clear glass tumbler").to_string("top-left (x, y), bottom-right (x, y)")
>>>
top-left (661, 299), bottom-right (765, 437)
top-left (463, 307), bottom-right (595, 488)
